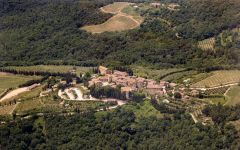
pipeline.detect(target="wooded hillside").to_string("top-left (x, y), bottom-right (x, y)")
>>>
top-left (0, 0), bottom-right (239, 69)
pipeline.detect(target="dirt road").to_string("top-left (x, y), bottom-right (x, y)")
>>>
top-left (0, 84), bottom-right (40, 102)
top-left (58, 87), bottom-right (128, 110)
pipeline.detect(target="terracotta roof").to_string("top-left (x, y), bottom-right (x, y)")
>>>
top-left (121, 87), bottom-right (133, 92)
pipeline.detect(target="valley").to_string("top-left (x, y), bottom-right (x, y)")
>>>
top-left (0, 0), bottom-right (240, 149)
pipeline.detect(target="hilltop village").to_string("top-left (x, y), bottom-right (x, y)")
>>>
top-left (88, 66), bottom-right (213, 125)
top-left (89, 66), bottom-right (177, 99)
top-left (88, 66), bottom-right (202, 101)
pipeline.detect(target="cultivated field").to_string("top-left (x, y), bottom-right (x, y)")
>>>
top-left (0, 104), bottom-right (16, 115)
top-left (131, 65), bottom-right (185, 81)
top-left (101, 2), bottom-right (131, 14)
top-left (15, 99), bottom-right (43, 113)
top-left (123, 100), bottom-right (163, 121)
top-left (0, 72), bottom-right (40, 94)
top-left (81, 15), bottom-right (140, 33)
top-left (191, 70), bottom-right (240, 88)
top-left (204, 86), bottom-right (230, 95)
top-left (225, 86), bottom-right (240, 106)
top-left (201, 97), bottom-right (226, 105)
top-left (3, 65), bottom-right (91, 75)
top-left (81, 2), bottom-right (143, 33)
top-left (198, 37), bottom-right (215, 51)
top-left (198, 27), bottom-right (240, 51)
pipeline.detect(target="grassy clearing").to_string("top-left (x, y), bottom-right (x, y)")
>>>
top-left (121, 5), bottom-right (139, 16)
top-left (198, 37), bottom-right (215, 51)
top-left (0, 73), bottom-right (40, 94)
top-left (225, 85), bottom-right (240, 106)
top-left (3, 65), bottom-right (91, 75)
top-left (123, 100), bottom-right (163, 121)
top-left (131, 65), bottom-right (185, 81)
top-left (191, 70), bottom-right (240, 88)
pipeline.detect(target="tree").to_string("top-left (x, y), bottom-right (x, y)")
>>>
top-left (174, 92), bottom-right (182, 99)
top-left (132, 92), bottom-right (145, 103)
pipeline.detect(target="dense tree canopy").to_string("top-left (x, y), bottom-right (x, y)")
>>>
top-left (0, 0), bottom-right (239, 69)
top-left (0, 105), bottom-right (239, 149)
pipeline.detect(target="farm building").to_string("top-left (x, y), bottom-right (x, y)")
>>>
top-left (150, 3), bottom-right (161, 8)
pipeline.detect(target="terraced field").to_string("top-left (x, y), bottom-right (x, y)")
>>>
top-left (81, 2), bottom-right (143, 33)
top-left (3, 65), bottom-right (91, 75)
top-left (198, 26), bottom-right (240, 51)
top-left (191, 70), bottom-right (240, 88)
top-left (198, 37), bottom-right (215, 51)
top-left (204, 86), bottom-right (230, 95)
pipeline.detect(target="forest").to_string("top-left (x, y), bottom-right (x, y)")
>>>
top-left (0, 0), bottom-right (239, 69)
top-left (0, 103), bottom-right (239, 150)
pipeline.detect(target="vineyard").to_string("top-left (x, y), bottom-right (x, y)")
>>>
top-left (204, 86), bottom-right (230, 95)
top-left (131, 65), bottom-right (185, 81)
top-left (191, 70), bottom-right (240, 88)
top-left (198, 37), bottom-right (215, 51)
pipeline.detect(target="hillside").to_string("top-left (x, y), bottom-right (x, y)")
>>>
top-left (0, 0), bottom-right (239, 69)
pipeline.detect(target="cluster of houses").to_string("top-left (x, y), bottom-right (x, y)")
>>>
top-left (150, 2), bottom-right (180, 11)
top-left (88, 66), bottom-right (177, 99)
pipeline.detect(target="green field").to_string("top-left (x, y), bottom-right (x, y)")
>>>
top-left (225, 86), bottom-right (240, 106)
top-left (191, 70), bottom-right (240, 88)
top-left (15, 99), bottom-right (43, 113)
top-left (131, 65), bottom-right (185, 81)
top-left (3, 65), bottom-right (91, 75)
top-left (123, 100), bottom-right (162, 121)
top-left (201, 97), bottom-right (227, 105)
top-left (0, 73), bottom-right (40, 94)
